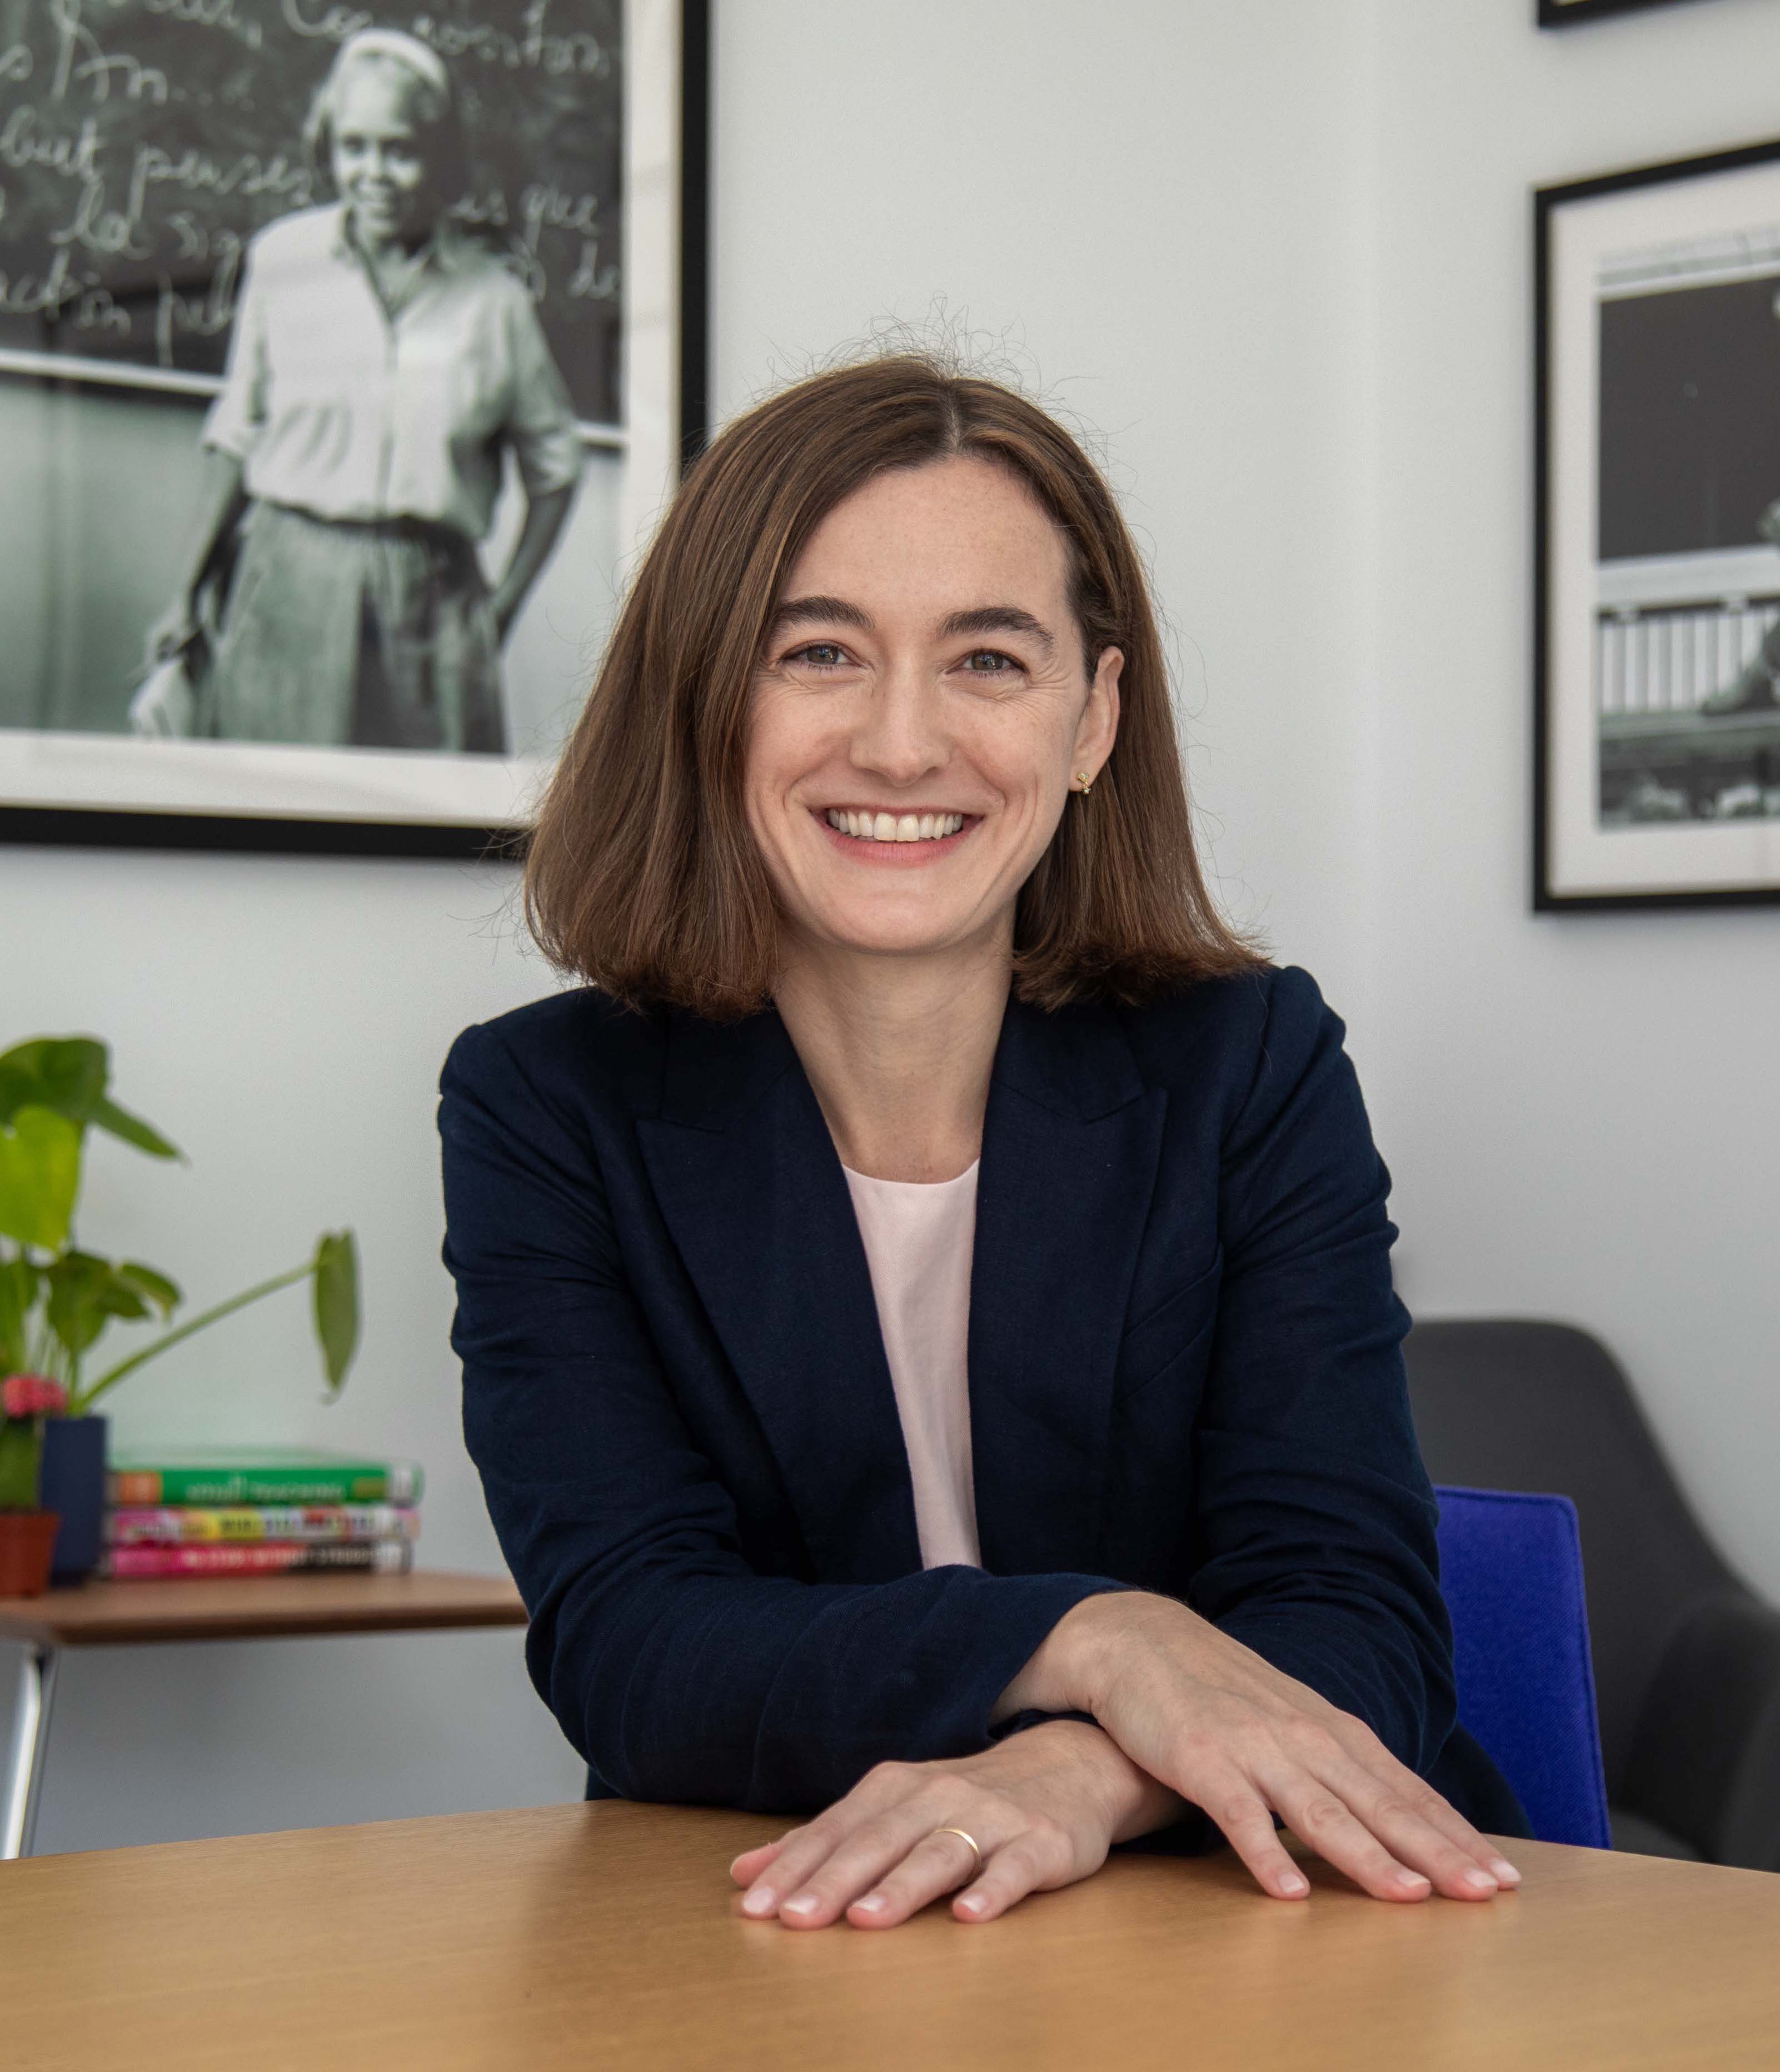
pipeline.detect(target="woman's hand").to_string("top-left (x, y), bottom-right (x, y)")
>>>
top-left (1004, 1592), bottom-right (1520, 1906)
top-left (729, 1719), bottom-right (1181, 1929)
top-left (144, 595), bottom-right (200, 668)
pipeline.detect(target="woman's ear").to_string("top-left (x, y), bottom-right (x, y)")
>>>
top-left (1073, 646), bottom-right (1123, 780)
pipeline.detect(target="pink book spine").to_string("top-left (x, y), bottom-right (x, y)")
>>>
top-left (102, 1541), bottom-right (415, 1580)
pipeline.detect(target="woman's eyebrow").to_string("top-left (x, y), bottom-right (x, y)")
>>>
top-left (769, 595), bottom-right (875, 636)
top-left (938, 605), bottom-right (1055, 658)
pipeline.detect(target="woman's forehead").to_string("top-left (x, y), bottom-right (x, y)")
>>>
top-left (788, 457), bottom-right (1072, 603)
top-left (330, 57), bottom-right (430, 131)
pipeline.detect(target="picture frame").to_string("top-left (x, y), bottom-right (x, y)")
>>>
top-left (1535, 137), bottom-right (1780, 910)
top-left (0, 0), bottom-right (710, 859)
top-left (1537, 1), bottom-right (1708, 26)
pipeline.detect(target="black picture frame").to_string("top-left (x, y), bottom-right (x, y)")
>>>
top-left (1535, 136), bottom-right (1780, 910)
top-left (1537, 0), bottom-right (1708, 24)
top-left (0, 0), bottom-right (711, 862)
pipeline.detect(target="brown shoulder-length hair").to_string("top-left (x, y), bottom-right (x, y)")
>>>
top-left (526, 353), bottom-right (1261, 1018)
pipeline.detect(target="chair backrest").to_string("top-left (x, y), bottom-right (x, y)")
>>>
top-left (1405, 1318), bottom-right (1736, 1791)
top-left (1434, 1484), bottom-right (1611, 1849)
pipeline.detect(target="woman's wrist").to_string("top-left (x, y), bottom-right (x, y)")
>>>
top-left (1005, 1715), bottom-right (1184, 1846)
top-left (994, 1589), bottom-right (1178, 1722)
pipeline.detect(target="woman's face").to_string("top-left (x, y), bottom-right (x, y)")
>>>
top-left (745, 455), bottom-right (1122, 969)
top-left (330, 61), bottom-right (431, 247)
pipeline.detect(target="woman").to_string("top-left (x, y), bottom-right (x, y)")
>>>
top-left (139, 29), bottom-right (582, 752)
top-left (440, 355), bottom-right (1528, 1930)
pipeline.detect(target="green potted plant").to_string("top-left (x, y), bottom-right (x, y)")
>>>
top-left (0, 1037), bottom-right (358, 1595)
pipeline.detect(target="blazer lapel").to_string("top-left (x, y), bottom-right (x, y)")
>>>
top-left (968, 1000), bottom-right (1168, 1575)
top-left (636, 1009), bottom-right (922, 1584)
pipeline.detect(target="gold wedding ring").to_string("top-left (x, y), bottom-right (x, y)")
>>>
top-left (930, 1826), bottom-right (983, 1878)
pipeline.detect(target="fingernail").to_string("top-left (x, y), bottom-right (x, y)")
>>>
top-left (1490, 1858), bottom-right (1522, 1886)
top-left (1278, 1871), bottom-right (1308, 1897)
top-left (851, 1893), bottom-right (887, 1914)
top-left (740, 1887), bottom-right (776, 1917)
top-left (1394, 1869), bottom-right (1430, 1891)
top-left (957, 1894), bottom-right (988, 1916)
top-left (781, 1894), bottom-right (819, 1917)
top-left (729, 1855), bottom-right (751, 1877)
top-left (1462, 1868), bottom-right (1498, 1894)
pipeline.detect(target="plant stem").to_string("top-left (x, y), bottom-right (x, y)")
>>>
top-left (71, 1263), bottom-right (312, 1415)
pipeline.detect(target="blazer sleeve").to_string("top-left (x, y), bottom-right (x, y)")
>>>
top-left (438, 1020), bottom-right (1129, 1813)
top-left (1185, 967), bottom-right (1457, 1775)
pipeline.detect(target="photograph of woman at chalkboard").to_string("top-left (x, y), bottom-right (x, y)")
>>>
top-left (134, 29), bottom-right (584, 755)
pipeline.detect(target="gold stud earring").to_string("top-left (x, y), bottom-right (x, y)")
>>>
top-left (1075, 770), bottom-right (1094, 796)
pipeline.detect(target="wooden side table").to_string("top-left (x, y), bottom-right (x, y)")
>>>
top-left (0, 1570), bottom-right (527, 1859)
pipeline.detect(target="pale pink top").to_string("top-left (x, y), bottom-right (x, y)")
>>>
top-left (841, 1160), bottom-right (984, 1570)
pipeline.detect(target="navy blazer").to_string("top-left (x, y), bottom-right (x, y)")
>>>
top-left (440, 964), bottom-right (1522, 1836)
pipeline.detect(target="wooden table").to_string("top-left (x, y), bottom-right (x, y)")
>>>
top-left (0, 1571), bottom-right (526, 1859)
top-left (4, 1801), bottom-right (1778, 2070)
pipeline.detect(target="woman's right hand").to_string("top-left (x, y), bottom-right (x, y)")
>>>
top-left (144, 594), bottom-right (200, 667)
top-left (1005, 1591), bottom-right (1522, 1905)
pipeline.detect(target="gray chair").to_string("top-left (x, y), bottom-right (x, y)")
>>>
top-left (1404, 1318), bottom-right (1780, 1869)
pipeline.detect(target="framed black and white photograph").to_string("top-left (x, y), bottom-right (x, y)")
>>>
top-left (1536, 138), bottom-right (1780, 908)
top-left (0, 0), bottom-right (708, 856)
top-left (1537, 1), bottom-right (1708, 26)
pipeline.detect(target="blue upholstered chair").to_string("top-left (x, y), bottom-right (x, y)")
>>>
top-left (1434, 1484), bottom-right (1612, 1849)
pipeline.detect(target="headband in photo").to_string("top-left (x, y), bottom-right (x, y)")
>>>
top-left (333, 28), bottom-right (452, 99)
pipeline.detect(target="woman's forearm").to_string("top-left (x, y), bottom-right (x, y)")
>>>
top-left (178, 450), bottom-right (248, 600)
top-left (491, 483), bottom-right (574, 632)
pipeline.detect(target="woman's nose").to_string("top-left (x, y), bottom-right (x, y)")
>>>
top-left (849, 670), bottom-right (947, 784)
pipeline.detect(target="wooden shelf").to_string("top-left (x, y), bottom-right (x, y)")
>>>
top-left (0, 1568), bottom-right (526, 1648)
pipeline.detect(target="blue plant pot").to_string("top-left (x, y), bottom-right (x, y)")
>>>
top-left (40, 1415), bottom-right (107, 1583)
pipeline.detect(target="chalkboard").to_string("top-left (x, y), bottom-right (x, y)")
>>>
top-left (0, 0), bottom-right (624, 426)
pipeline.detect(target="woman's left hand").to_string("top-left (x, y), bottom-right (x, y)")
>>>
top-left (729, 1719), bottom-right (1181, 1929)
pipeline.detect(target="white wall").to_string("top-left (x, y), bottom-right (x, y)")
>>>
top-left (1364, 0), bottom-right (1780, 1596)
top-left (7, 0), bottom-right (1779, 1855)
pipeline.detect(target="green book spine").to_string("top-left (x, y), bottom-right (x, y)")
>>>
top-left (108, 1461), bottom-right (423, 1506)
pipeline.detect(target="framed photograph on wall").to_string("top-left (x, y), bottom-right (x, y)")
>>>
top-left (1536, 138), bottom-right (1780, 909)
top-left (0, 0), bottom-right (709, 858)
top-left (1537, 1), bottom-right (1709, 25)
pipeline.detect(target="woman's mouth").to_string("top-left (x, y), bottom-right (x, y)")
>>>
top-left (824, 809), bottom-right (966, 844)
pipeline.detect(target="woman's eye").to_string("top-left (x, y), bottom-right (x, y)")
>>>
top-left (960, 649), bottom-right (1019, 675)
top-left (787, 642), bottom-right (849, 669)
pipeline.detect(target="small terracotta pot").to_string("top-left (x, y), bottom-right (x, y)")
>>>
top-left (0, 1511), bottom-right (62, 1597)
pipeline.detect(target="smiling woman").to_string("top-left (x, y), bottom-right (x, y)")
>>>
top-left (442, 352), bottom-right (1529, 1936)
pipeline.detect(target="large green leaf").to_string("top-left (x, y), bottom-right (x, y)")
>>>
top-left (0, 1038), bottom-right (180, 1159)
top-left (44, 1250), bottom-right (151, 1359)
top-left (89, 1096), bottom-right (181, 1160)
top-left (0, 1256), bottom-right (38, 1373)
top-left (312, 1230), bottom-right (360, 1397)
top-left (0, 1107), bottom-right (82, 1251)
top-left (0, 1039), bottom-right (106, 1129)
top-left (117, 1261), bottom-right (181, 1317)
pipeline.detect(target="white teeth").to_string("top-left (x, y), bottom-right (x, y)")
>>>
top-left (826, 810), bottom-right (968, 841)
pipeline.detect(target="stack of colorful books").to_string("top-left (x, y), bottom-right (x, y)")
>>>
top-left (100, 1448), bottom-right (423, 1580)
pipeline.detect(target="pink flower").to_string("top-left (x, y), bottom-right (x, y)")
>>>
top-left (2, 1374), bottom-right (68, 1418)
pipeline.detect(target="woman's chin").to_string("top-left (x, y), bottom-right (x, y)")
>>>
top-left (799, 901), bottom-right (999, 965)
